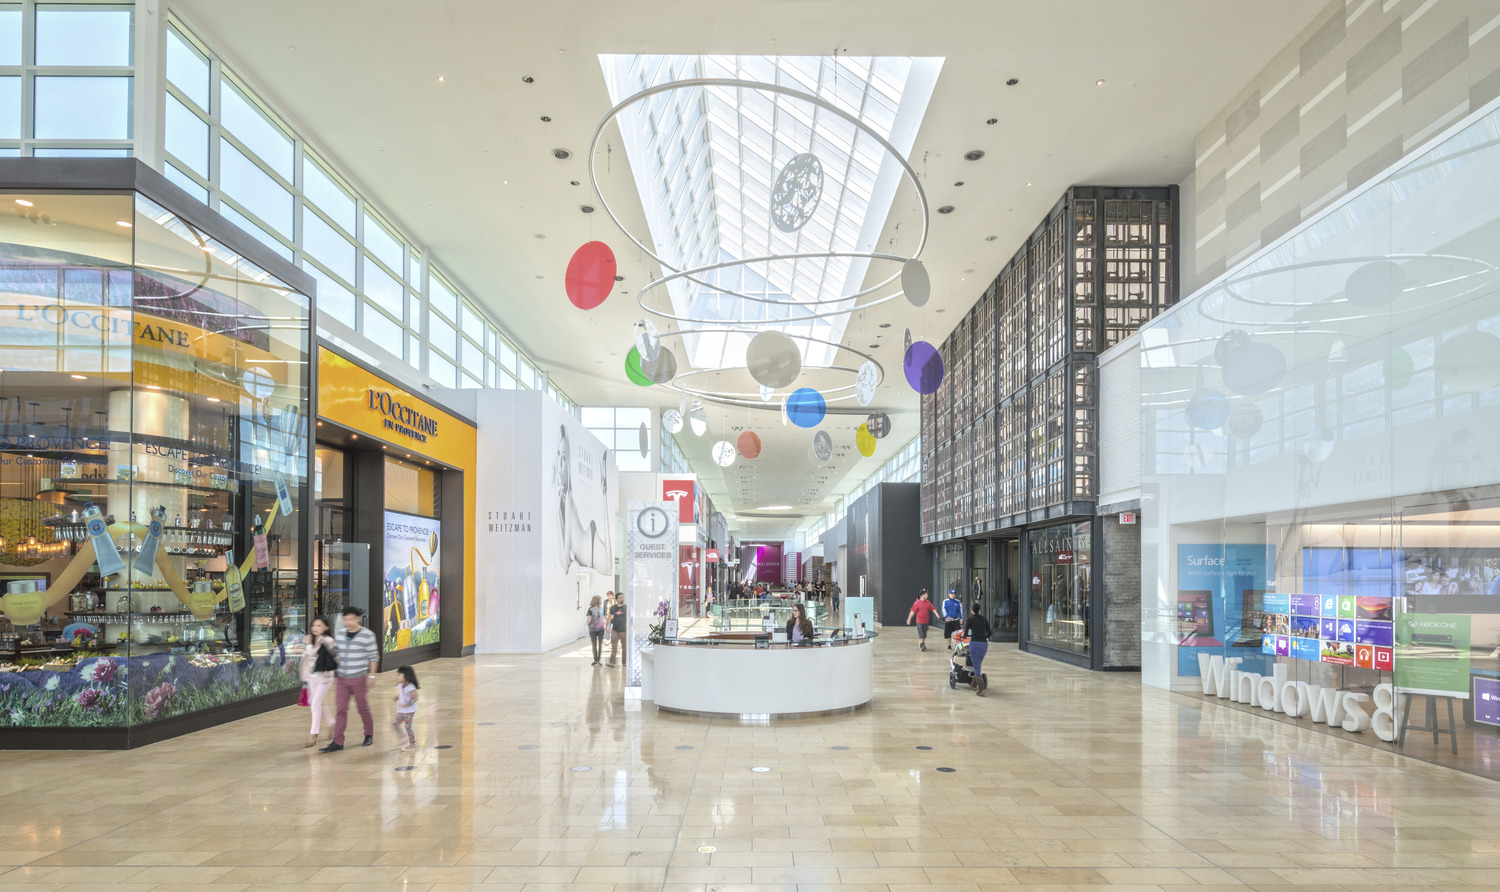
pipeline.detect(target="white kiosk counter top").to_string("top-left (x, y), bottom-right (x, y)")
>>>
top-left (643, 632), bottom-right (875, 719)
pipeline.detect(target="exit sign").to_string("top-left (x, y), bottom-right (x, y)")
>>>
top-left (1120, 512), bottom-right (1136, 525)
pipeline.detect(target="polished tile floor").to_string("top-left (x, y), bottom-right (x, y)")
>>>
top-left (4, 630), bottom-right (1500, 891)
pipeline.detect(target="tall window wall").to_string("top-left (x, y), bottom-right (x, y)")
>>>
top-left (0, 1), bottom-right (136, 157)
top-left (583, 407), bottom-right (651, 473)
top-left (152, 15), bottom-right (568, 409)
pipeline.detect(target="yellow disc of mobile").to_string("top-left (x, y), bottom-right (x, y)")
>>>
top-left (856, 423), bottom-right (877, 457)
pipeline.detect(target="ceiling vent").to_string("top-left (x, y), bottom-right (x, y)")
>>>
top-left (552, 148), bottom-right (571, 160)
top-left (963, 149), bottom-right (984, 161)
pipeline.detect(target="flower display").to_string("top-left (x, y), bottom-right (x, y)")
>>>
top-left (90, 659), bottom-right (118, 686)
top-left (143, 682), bottom-right (178, 719)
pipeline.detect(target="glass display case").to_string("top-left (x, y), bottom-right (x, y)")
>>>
top-left (0, 162), bottom-right (313, 744)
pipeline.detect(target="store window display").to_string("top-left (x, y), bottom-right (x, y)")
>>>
top-left (1027, 521), bottom-right (1091, 656)
top-left (1140, 103), bottom-right (1500, 781)
top-left (0, 183), bottom-right (310, 739)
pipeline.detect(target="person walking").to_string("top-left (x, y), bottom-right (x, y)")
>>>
top-left (907, 589), bottom-right (938, 651)
top-left (586, 594), bottom-right (607, 666)
top-left (831, 582), bottom-right (841, 612)
top-left (320, 606), bottom-right (379, 753)
top-left (963, 601), bottom-right (993, 696)
top-left (392, 665), bottom-right (420, 752)
top-left (300, 616), bottom-right (337, 748)
top-left (941, 589), bottom-right (964, 651)
top-left (605, 591), bottom-right (628, 667)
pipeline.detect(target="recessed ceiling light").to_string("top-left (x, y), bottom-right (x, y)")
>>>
top-left (936, 308), bottom-right (946, 314)
top-left (869, 343), bottom-right (880, 349)
top-left (570, 180), bottom-right (580, 186)
top-left (552, 148), bottom-right (571, 160)
top-left (614, 275), bottom-right (625, 282)
top-left (70, 374), bottom-right (86, 379)
top-left (540, 115), bottom-right (551, 122)
top-left (437, 75), bottom-right (445, 82)
top-left (963, 150), bottom-right (985, 161)
top-left (985, 235), bottom-right (998, 241)
top-left (937, 205), bottom-right (954, 214)
top-left (579, 205), bottom-right (595, 213)
top-left (115, 220), bottom-right (132, 227)
top-left (207, 397), bottom-right (220, 402)
top-left (1026, 182), bottom-right (1032, 187)
top-left (964, 269), bottom-right (975, 274)
top-left (1095, 79), bottom-right (1105, 86)
top-left (878, 323), bottom-right (891, 328)
top-left (953, 181), bottom-right (964, 187)
top-left (14, 199), bottom-right (32, 207)
top-left (521, 75), bottom-right (534, 83)
top-left (534, 233), bottom-right (546, 239)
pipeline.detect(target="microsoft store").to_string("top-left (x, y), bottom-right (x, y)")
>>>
top-left (1138, 100), bottom-right (1500, 781)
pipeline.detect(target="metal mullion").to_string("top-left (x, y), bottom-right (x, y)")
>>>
top-left (205, 51), bottom-right (220, 210)
top-left (219, 194), bottom-right (294, 254)
top-left (219, 128), bottom-right (294, 194)
top-left (163, 79), bottom-right (207, 121)
top-left (18, 0), bottom-right (32, 151)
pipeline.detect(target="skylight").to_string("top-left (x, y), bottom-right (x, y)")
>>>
top-left (600, 53), bottom-right (941, 373)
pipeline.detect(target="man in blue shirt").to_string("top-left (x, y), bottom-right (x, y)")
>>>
top-left (942, 590), bottom-right (964, 650)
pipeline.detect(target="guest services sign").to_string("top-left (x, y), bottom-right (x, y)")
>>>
top-left (625, 500), bottom-right (677, 689)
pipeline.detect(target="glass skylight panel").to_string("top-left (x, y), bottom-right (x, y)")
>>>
top-left (601, 52), bottom-right (938, 371)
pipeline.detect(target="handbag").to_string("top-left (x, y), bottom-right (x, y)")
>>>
top-left (312, 640), bottom-right (338, 674)
top-left (296, 685), bottom-right (310, 707)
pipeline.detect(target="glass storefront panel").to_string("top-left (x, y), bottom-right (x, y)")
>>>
top-left (1027, 521), bottom-right (1091, 655)
top-left (937, 541), bottom-right (962, 599)
top-left (1141, 102), bottom-right (1500, 780)
top-left (0, 187), bottom-right (310, 732)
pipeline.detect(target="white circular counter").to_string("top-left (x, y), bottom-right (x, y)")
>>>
top-left (642, 635), bottom-right (874, 719)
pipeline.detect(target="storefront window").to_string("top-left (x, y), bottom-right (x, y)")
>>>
top-left (1028, 521), bottom-right (1092, 655)
top-left (937, 541), bottom-right (962, 599)
top-left (1141, 102), bottom-right (1500, 781)
top-left (0, 187), bottom-right (311, 732)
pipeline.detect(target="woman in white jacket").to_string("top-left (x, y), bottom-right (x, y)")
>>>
top-left (300, 616), bottom-right (337, 747)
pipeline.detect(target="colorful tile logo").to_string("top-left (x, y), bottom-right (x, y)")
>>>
top-left (1321, 594), bottom-right (1337, 617)
top-left (1337, 595), bottom-right (1356, 619)
top-left (1262, 634), bottom-right (1277, 656)
top-left (1355, 644), bottom-right (1375, 669)
top-left (1320, 617), bottom-right (1337, 640)
top-left (1374, 646), bottom-right (1393, 672)
top-left (1355, 620), bottom-right (1394, 647)
top-left (1336, 619), bottom-right (1356, 643)
top-left (1292, 638), bottom-right (1322, 661)
top-left (1275, 636), bottom-right (1290, 657)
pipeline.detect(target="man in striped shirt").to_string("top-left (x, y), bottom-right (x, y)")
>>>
top-left (320, 606), bottom-right (380, 753)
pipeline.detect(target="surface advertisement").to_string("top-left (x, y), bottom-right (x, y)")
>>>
top-left (1394, 613), bottom-right (1471, 697)
top-left (1175, 544), bottom-right (1273, 676)
top-left (382, 511), bottom-right (441, 653)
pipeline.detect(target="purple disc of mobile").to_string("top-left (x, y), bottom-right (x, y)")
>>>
top-left (903, 340), bottom-right (944, 394)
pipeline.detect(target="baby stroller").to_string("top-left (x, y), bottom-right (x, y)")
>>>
top-left (948, 630), bottom-right (986, 690)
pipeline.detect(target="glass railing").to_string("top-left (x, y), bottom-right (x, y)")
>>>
top-left (657, 626), bottom-right (876, 647)
top-left (707, 598), bottom-right (828, 631)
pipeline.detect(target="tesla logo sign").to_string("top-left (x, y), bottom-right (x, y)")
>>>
top-left (663, 479), bottom-right (695, 523)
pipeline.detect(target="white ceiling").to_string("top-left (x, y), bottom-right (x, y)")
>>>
top-left (175, 0), bottom-right (1322, 541)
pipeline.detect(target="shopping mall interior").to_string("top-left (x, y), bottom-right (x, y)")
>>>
top-left (4, 0), bottom-right (1500, 888)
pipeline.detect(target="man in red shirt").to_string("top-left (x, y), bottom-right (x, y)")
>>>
top-left (907, 589), bottom-right (938, 652)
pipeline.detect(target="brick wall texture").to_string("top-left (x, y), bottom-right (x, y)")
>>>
top-left (1102, 516), bottom-right (1142, 669)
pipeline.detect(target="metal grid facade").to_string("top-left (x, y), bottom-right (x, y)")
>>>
top-left (920, 186), bottom-right (1177, 542)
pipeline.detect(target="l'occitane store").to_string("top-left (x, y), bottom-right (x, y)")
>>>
top-left (314, 347), bottom-right (477, 665)
top-left (0, 161), bottom-right (476, 749)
